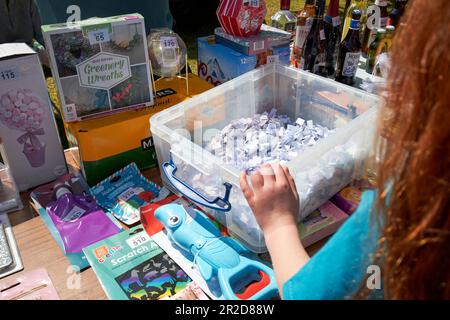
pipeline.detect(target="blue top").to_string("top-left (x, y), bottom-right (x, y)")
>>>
top-left (283, 190), bottom-right (384, 299)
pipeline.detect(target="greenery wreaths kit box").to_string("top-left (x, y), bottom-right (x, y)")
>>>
top-left (42, 13), bottom-right (154, 122)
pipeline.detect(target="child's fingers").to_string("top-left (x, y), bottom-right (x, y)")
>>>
top-left (271, 162), bottom-right (288, 185)
top-left (250, 170), bottom-right (264, 190)
top-left (282, 165), bottom-right (299, 200)
top-left (260, 163), bottom-right (275, 187)
top-left (239, 171), bottom-right (254, 199)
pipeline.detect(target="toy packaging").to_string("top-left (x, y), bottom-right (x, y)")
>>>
top-left (299, 201), bottom-right (349, 248)
top-left (0, 43), bottom-right (67, 192)
top-left (42, 14), bottom-right (153, 122)
top-left (0, 212), bottom-right (23, 280)
top-left (30, 173), bottom-right (122, 270)
top-left (0, 268), bottom-right (60, 300)
top-left (216, 0), bottom-right (267, 37)
top-left (198, 36), bottom-right (290, 86)
top-left (83, 225), bottom-right (192, 300)
top-left (63, 74), bottom-right (213, 186)
top-left (214, 24), bottom-right (291, 56)
top-left (330, 177), bottom-right (376, 215)
top-left (141, 197), bottom-right (278, 300)
top-left (91, 163), bottom-right (167, 225)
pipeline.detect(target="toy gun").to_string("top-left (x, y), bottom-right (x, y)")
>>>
top-left (155, 204), bottom-right (278, 300)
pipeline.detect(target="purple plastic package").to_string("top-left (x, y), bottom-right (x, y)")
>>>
top-left (32, 174), bottom-right (121, 254)
top-left (45, 183), bottom-right (121, 253)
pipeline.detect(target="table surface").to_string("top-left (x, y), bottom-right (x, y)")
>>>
top-left (2, 150), bottom-right (328, 300)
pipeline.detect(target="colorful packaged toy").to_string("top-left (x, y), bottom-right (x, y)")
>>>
top-left (330, 177), bottom-right (375, 215)
top-left (198, 36), bottom-right (290, 86)
top-left (91, 163), bottom-right (165, 225)
top-left (31, 173), bottom-right (122, 270)
top-left (42, 14), bottom-right (154, 122)
top-left (299, 201), bottom-right (349, 247)
top-left (0, 43), bottom-right (67, 191)
top-left (217, 0), bottom-right (267, 37)
top-left (83, 225), bottom-right (191, 300)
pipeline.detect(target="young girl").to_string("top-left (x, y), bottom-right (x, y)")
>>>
top-left (240, 0), bottom-right (449, 300)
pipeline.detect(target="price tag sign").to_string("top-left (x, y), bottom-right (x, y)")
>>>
top-left (249, 0), bottom-right (260, 7)
top-left (160, 36), bottom-right (178, 49)
top-left (266, 55), bottom-right (279, 65)
top-left (126, 232), bottom-right (152, 249)
top-left (0, 68), bottom-right (18, 81)
top-left (63, 104), bottom-right (78, 122)
top-left (88, 28), bottom-right (110, 44)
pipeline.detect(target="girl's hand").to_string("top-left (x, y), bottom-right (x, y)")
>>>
top-left (239, 162), bottom-right (300, 235)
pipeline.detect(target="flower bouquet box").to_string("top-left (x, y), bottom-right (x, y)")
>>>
top-left (0, 43), bottom-right (67, 192)
top-left (42, 13), bottom-right (154, 122)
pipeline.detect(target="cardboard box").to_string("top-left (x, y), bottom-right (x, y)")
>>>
top-left (65, 74), bottom-right (213, 186)
top-left (0, 43), bottom-right (67, 192)
top-left (42, 14), bottom-right (153, 122)
top-left (198, 36), bottom-right (290, 86)
top-left (299, 201), bottom-right (349, 248)
top-left (214, 24), bottom-right (291, 56)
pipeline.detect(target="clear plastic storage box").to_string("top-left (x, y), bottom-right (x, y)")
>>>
top-left (150, 64), bottom-right (380, 253)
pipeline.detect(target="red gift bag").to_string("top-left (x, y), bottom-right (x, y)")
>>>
top-left (217, 0), bottom-right (267, 37)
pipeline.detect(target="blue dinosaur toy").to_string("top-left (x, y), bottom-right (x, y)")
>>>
top-left (155, 204), bottom-right (279, 300)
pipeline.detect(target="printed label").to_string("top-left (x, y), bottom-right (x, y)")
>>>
top-left (253, 40), bottom-right (265, 52)
top-left (313, 53), bottom-right (326, 73)
top-left (294, 18), bottom-right (313, 50)
top-left (88, 28), bottom-right (110, 45)
top-left (76, 52), bottom-right (131, 90)
top-left (64, 205), bottom-right (87, 221)
top-left (0, 67), bottom-right (18, 81)
top-left (126, 232), bottom-right (152, 249)
top-left (320, 29), bottom-right (326, 40)
top-left (63, 104), bottom-right (78, 122)
top-left (266, 55), bottom-right (279, 65)
top-left (140, 137), bottom-right (154, 151)
top-left (160, 36), bottom-right (179, 49)
top-left (249, 0), bottom-right (260, 7)
top-left (342, 52), bottom-right (361, 77)
top-left (161, 48), bottom-right (178, 67)
top-left (332, 16), bottom-right (341, 27)
top-left (118, 187), bottom-right (144, 202)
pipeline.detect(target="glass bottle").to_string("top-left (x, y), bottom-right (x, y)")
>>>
top-left (324, 0), bottom-right (341, 76)
top-left (389, 0), bottom-right (408, 27)
top-left (292, 0), bottom-right (315, 68)
top-left (335, 9), bottom-right (362, 86)
top-left (301, 0), bottom-right (327, 76)
top-left (362, 0), bottom-right (389, 55)
top-left (365, 28), bottom-right (385, 74)
top-left (270, 0), bottom-right (297, 35)
top-left (342, 0), bottom-right (367, 42)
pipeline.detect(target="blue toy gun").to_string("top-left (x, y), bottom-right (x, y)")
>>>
top-left (155, 204), bottom-right (279, 300)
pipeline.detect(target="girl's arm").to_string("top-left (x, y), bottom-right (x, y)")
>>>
top-left (239, 163), bottom-right (309, 296)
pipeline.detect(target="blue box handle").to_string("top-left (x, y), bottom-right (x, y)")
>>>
top-left (162, 159), bottom-right (232, 212)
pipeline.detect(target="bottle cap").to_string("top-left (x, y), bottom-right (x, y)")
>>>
top-left (351, 9), bottom-right (362, 20)
top-left (54, 183), bottom-right (72, 199)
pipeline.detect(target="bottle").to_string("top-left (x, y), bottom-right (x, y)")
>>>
top-left (362, 0), bottom-right (389, 55)
top-left (301, 0), bottom-right (328, 76)
top-left (365, 28), bottom-right (385, 74)
top-left (376, 25), bottom-right (394, 56)
top-left (270, 0), bottom-right (297, 35)
top-left (389, 0), bottom-right (408, 27)
top-left (335, 9), bottom-right (362, 86)
top-left (292, 0), bottom-right (315, 68)
top-left (324, 0), bottom-right (341, 76)
top-left (342, 0), bottom-right (367, 42)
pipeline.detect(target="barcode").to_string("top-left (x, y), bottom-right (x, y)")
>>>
top-left (253, 40), bottom-right (265, 51)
